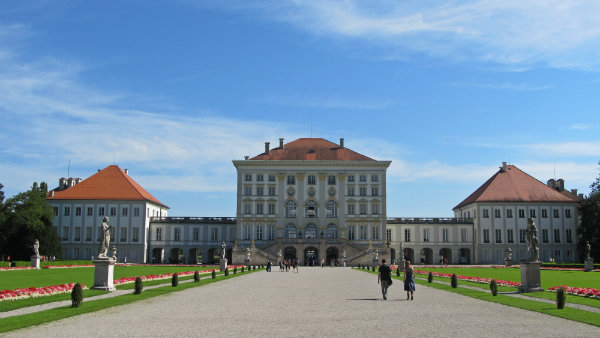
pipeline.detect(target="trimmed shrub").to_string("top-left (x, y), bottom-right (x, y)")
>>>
top-left (71, 283), bottom-right (83, 308)
top-left (253, 265), bottom-right (256, 271)
top-left (396, 268), bottom-right (400, 277)
top-left (134, 277), bottom-right (143, 294)
top-left (489, 279), bottom-right (498, 296)
top-left (233, 267), bottom-right (237, 274)
top-left (358, 264), bottom-right (362, 269)
top-left (212, 269), bottom-right (217, 279)
top-left (172, 273), bottom-right (179, 287)
top-left (224, 267), bottom-right (229, 276)
top-left (428, 271), bottom-right (433, 283)
top-left (241, 266), bottom-right (245, 273)
top-left (194, 271), bottom-right (200, 282)
top-left (450, 274), bottom-right (458, 288)
top-left (556, 287), bottom-right (566, 309)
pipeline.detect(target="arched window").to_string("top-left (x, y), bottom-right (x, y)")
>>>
top-left (305, 200), bottom-right (318, 218)
top-left (286, 223), bottom-right (297, 239)
top-left (285, 200), bottom-right (297, 218)
top-left (305, 223), bottom-right (317, 239)
top-left (326, 200), bottom-right (337, 218)
top-left (326, 223), bottom-right (337, 239)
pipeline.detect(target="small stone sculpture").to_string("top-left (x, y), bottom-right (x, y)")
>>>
top-left (277, 249), bottom-right (283, 258)
top-left (505, 248), bottom-right (512, 261)
top-left (342, 248), bottom-right (346, 258)
top-left (585, 241), bottom-right (591, 260)
top-left (221, 242), bottom-right (227, 259)
top-left (251, 240), bottom-right (255, 248)
top-left (32, 239), bottom-right (40, 257)
top-left (368, 240), bottom-right (372, 248)
top-left (98, 217), bottom-right (113, 258)
top-left (525, 218), bottom-right (539, 262)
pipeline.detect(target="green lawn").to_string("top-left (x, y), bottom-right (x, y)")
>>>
top-left (411, 266), bottom-right (600, 289)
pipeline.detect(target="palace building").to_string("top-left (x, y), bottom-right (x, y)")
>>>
top-left (47, 138), bottom-right (581, 265)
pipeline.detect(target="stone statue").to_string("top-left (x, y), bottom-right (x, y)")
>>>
top-left (221, 242), bottom-right (227, 259)
top-left (98, 217), bottom-right (113, 258)
top-left (585, 241), bottom-right (591, 260)
top-left (372, 249), bottom-right (379, 260)
top-left (505, 248), bottom-right (513, 261)
top-left (32, 239), bottom-right (40, 257)
top-left (368, 240), bottom-right (372, 248)
top-left (342, 248), bottom-right (346, 258)
top-left (251, 240), bottom-right (255, 248)
top-left (246, 247), bottom-right (251, 259)
top-left (341, 231), bottom-right (345, 239)
top-left (233, 240), bottom-right (238, 248)
top-left (525, 218), bottom-right (539, 262)
top-left (277, 248), bottom-right (283, 258)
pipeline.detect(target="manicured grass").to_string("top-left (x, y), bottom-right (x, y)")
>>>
top-left (0, 269), bottom-right (259, 333)
top-left (412, 266), bottom-right (600, 289)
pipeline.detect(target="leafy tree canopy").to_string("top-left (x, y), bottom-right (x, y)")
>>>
top-left (578, 161), bottom-right (600, 261)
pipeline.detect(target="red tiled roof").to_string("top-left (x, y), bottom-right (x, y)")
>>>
top-left (47, 165), bottom-right (168, 208)
top-left (249, 138), bottom-right (374, 161)
top-left (454, 165), bottom-right (577, 209)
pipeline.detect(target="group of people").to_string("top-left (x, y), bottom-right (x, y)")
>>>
top-left (377, 259), bottom-right (415, 301)
top-left (278, 258), bottom-right (299, 273)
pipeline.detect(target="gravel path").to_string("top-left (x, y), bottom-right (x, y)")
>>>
top-left (3, 267), bottom-right (599, 337)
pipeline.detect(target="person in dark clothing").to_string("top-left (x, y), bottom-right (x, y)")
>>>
top-left (377, 258), bottom-right (392, 300)
top-left (404, 260), bottom-right (416, 300)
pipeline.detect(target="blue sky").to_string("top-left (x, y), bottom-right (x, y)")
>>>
top-left (1, 1), bottom-right (599, 217)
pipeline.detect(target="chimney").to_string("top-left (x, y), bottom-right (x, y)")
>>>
top-left (124, 169), bottom-right (129, 175)
top-left (340, 138), bottom-right (344, 149)
top-left (98, 169), bottom-right (101, 172)
top-left (547, 179), bottom-right (556, 189)
top-left (265, 142), bottom-right (270, 155)
top-left (502, 161), bottom-right (507, 172)
top-left (556, 179), bottom-right (565, 191)
top-left (571, 189), bottom-right (578, 195)
top-left (279, 138), bottom-right (284, 149)
top-left (244, 156), bottom-right (249, 160)
top-left (59, 178), bottom-right (66, 190)
top-left (49, 190), bottom-right (55, 197)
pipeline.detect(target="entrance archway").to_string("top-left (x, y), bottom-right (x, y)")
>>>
top-left (152, 248), bottom-right (164, 264)
top-left (403, 248), bottom-right (414, 264)
top-left (284, 246), bottom-right (296, 261)
top-left (421, 248), bottom-right (433, 264)
top-left (326, 247), bottom-right (339, 266)
top-left (459, 248), bottom-right (471, 264)
top-left (439, 248), bottom-right (452, 265)
top-left (390, 248), bottom-right (396, 265)
top-left (304, 246), bottom-right (319, 266)
top-left (170, 248), bottom-right (183, 264)
top-left (189, 248), bottom-right (202, 264)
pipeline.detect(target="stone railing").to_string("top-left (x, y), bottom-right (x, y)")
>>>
top-left (387, 217), bottom-right (473, 224)
top-left (150, 217), bottom-right (236, 224)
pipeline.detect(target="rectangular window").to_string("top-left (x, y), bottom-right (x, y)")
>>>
top-left (359, 226), bottom-right (368, 240)
top-left (506, 209), bottom-right (513, 218)
top-left (53, 207), bottom-right (59, 216)
top-left (64, 207), bottom-right (70, 216)
top-left (553, 209), bottom-right (559, 218)
top-left (371, 175), bottom-right (378, 182)
top-left (243, 226), bottom-right (250, 240)
top-left (529, 209), bottom-right (536, 218)
top-left (519, 209), bottom-right (525, 218)
top-left (327, 175), bottom-right (336, 185)
top-left (122, 208), bottom-right (128, 216)
top-left (554, 229), bottom-right (561, 243)
top-left (244, 203), bottom-right (251, 214)
top-left (244, 174), bottom-right (252, 182)
top-left (483, 229), bottom-right (490, 243)
top-left (132, 227), bottom-right (139, 242)
top-left (461, 228), bottom-right (467, 242)
top-left (565, 209), bottom-right (572, 218)
top-left (482, 209), bottom-right (489, 218)
top-left (120, 227), bottom-right (127, 242)
top-left (494, 209), bottom-right (501, 218)
top-left (193, 228), bottom-right (199, 241)
top-left (268, 225), bottom-right (274, 240)
top-left (85, 227), bottom-right (92, 241)
top-left (74, 227), bottom-right (81, 241)
top-left (371, 204), bottom-right (379, 214)
top-left (268, 175), bottom-right (276, 182)
top-left (348, 175), bottom-right (355, 182)
top-left (541, 209), bottom-right (548, 218)
top-left (404, 229), bottom-right (411, 242)
top-left (62, 227), bottom-right (69, 241)
top-left (156, 228), bottom-right (162, 241)
top-left (359, 175), bottom-right (367, 182)
top-left (359, 187), bottom-right (367, 196)
top-left (110, 207), bottom-right (116, 216)
top-left (210, 228), bottom-right (218, 241)
top-left (386, 229), bottom-right (392, 243)
top-left (566, 229), bottom-right (573, 243)
top-left (256, 203), bottom-right (263, 215)
top-left (174, 228), bottom-right (180, 241)
top-left (348, 204), bottom-right (355, 215)
top-left (87, 207), bottom-right (93, 216)
top-left (507, 229), bottom-right (514, 243)
top-left (542, 229), bottom-right (549, 243)
top-left (75, 207), bottom-right (81, 216)
top-left (371, 187), bottom-right (378, 196)
top-left (244, 186), bottom-right (252, 196)
top-left (423, 229), bottom-right (430, 242)
top-left (348, 226), bottom-right (355, 240)
top-left (134, 207), bottom-right (140, 217)
top-left (268, 186), bottom-right (276, 196)
top-left (371, 226), bottom-right (379, 240)
top-left (287, 175), bottom-right (295, 185)
top-left (308, 175), bottom-right (316, 185)
top-left (256, 226), bottom-right (263, 240)
top-left (347, 187), bottom-right (354, 196)
top-left (256, 174), bottom-right (264, 182)
top-left (268, 203), bottom-right (276, 215)
top-left (519, 229), bottom-right (526, 243)
top-left (495, 229), bottom-right (502, 243)
top-left (256, 187), bottom-right (264, 196)
top-left (442, 228), bottom-right (449, 242)
top-left (359, 204), bottom-right (367, 215)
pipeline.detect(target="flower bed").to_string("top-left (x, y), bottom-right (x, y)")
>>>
top-left (548, 286), bottom-right (600, 299)
top-left (413, 269), bottom-right (521, 287)
top-left (43, 265), bottom-right (94, 269)
top-left (113, 266), bottom-right (244, 285)
top-left (0, 267), bottom-right (35, 272)
top-left (0, 283), bottom-right (86, 302)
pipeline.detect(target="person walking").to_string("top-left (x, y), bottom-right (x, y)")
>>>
top-left (377, 258), bottom-right (392, 300)
top-left (293, 257), bottom-right (299, 273)
top-left (403, 260), bottom-right (415, 300)
top-left (266, 259), bottom-right (272, 272)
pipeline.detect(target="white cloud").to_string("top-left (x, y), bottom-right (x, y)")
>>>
top-left (570, 123), bottom-right (593, 130)
top-left (526, 142), bottom-right (600, 157)
top-left (249, 0), bottom-right (600, 69)
top-left (255, 94), bottom-right (394, 110)
top-left (444, 81), bottom-right (552, 91)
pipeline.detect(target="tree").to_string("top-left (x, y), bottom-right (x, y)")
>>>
top-left (577, 161), bottom-right (600, 261)
top-left (0, 182), bottom-right (61, 260)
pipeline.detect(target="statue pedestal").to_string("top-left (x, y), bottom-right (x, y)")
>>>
top-left (518, 261), bottom-right (544, 293)
top-left (584, 258), bottom-right (594, 272)
top-left (504, 259), bottom-right (514, 267)
top-left (30, 255), bottom-right (41, 270)
top-left (92, 258), bottom-right (116, 291)
top-left (219, 258), bottom-right (228, 272)
top-left (372, 259), bottom-right (379, 268)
